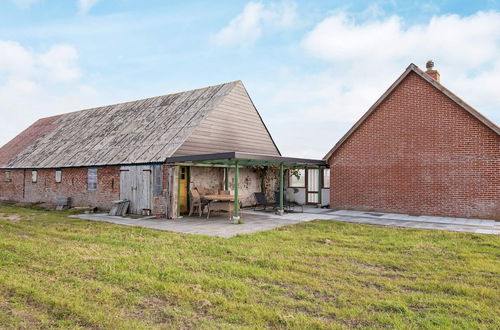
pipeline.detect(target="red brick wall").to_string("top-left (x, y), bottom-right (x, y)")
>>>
top-left (329, 71), bottom-right (500, 219)
top-left (0, 166), bottom-right (120, 209)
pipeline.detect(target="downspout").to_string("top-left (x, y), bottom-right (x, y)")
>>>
top-left (22, 169), bottom-right (26, 200)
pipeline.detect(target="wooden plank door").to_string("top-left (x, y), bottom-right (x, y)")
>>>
top-left (120, 165), bottom-right (152, 214)
top-left (137, 166), bottom-right (152, 212)
top-left (306, 168), bottom-right (319, 204)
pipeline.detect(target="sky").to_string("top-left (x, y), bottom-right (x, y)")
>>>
top-left (0, 0), bottom-right (499, 158)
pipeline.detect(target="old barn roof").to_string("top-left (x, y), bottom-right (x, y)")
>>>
top-left (0, 80), bottom-right (280, 169)
top-left (323, 63), bottom-right (500, 161)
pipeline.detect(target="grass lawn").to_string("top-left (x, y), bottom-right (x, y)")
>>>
top-left (0, 206), bottom-right (499, 329)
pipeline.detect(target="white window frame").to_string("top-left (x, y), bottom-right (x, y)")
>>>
top-left (55, 170), bottom-right (62, 183)
top-left (32, 170), bottom-right (38, 183)
top-left (323, 168), bottom-right (330, 189)
top-left (4, 171), bottom-right (12, 182)
top-left (88, 168), bottom-right (97, 191)
top-left (288, 169), bottom-right (305, 188)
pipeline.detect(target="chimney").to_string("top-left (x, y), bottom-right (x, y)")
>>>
top-left (425, 60), bottom-right (440, 83)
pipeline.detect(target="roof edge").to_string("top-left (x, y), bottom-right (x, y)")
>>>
top-left (238, 81), bottom-right (282, 156)
top-left (323, 63), bottom-right (499, 161)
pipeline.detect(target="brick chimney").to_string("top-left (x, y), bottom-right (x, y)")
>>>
top-left (425, 60), bottom-right (440, 83)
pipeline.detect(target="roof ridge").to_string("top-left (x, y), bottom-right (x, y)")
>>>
top-left (323, 64), bottom-right (499, 161)
top-left (37, 80), bottom-right (242, 120)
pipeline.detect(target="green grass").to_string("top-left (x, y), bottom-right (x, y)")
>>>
top-left (0, 206), bottom-right (499, 329)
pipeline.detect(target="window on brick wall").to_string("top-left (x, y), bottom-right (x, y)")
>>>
top-left (4, 171), bottom-right (12, 182)
top-left (32, 170), bottom-right (38, 183)
top-left (88, 168), bottom-right (97, 191)
top-left (55, 170), bottom-right (62, 183)
top-left (323, 169), bottom-right (330, 188)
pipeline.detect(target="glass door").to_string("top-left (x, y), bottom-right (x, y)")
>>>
top-left (306, 168), bottom-right (319, 204)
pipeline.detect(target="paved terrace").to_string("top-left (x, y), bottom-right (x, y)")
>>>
top-left (71, 208), bottom-right (499, 238)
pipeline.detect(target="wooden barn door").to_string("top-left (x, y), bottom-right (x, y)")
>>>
top-left (120, 165), bottom-right (152, 214)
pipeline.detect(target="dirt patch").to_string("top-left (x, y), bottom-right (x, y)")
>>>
top-left (0, 213), bottom-right (22, 223)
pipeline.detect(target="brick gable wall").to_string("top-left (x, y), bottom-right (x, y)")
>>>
top-left (329, 71), bottom-right (500, 219)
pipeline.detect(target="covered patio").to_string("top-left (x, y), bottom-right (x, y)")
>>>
top-left (165, 152), bottom-right (328, 222)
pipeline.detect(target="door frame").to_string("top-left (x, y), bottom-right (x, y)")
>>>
top-left (305, 167), bottom-right (320, 204)
top-left (119, 165), bottom-right (153, 214)
top-left (177, 166), bottom-right (190, 215)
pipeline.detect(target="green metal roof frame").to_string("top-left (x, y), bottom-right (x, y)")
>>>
top-left (165, 152), bottom-right (327, 168)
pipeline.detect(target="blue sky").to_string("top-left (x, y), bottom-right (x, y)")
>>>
top-left (1, 0), bottom-right (499, 158)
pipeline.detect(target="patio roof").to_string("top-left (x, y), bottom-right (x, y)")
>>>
top-left (165, 152), bottom-right (327, 167)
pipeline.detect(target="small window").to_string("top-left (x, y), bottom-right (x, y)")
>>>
top-left (289, 169), bottom-right (305, 188)
top-left (323, 168), bottom-right (330, 188)
top-left (88, 168), bottom-right (97, 191)
top-left (55, 170), bottom-right (62, 183)
top-left (32, 170), bottom-right (38, 183)
top-left (4, 171), bottom-right (12, 182)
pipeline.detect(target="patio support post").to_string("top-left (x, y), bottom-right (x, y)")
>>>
top-left (317, 167), bottom-right (323, 208)
top-left (233, 160), bottom-right (240, 223)
top-left (278, 163), bottom-right (284, 215)
top-left (224, 167), bottom-right (228, 190)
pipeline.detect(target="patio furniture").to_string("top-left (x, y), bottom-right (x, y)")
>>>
top-left (204, 194), bottom-right (245, 221)
top-left (274, 191), bottom-right (303, 213)
top-left (220, 190), bottom-right (230, 195)
top-left (189, 189), bottom-right (208, 217)
top-left (253, 192), bottom-right (275, 211)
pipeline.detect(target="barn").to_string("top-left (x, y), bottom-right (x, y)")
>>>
top-left (0, 81), bottom-right (326, 218)
top-left (323, 62), bottom-right (500, 220)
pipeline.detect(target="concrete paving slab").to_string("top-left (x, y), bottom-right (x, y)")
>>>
top-left (71, 208), bottom-right (499, 237)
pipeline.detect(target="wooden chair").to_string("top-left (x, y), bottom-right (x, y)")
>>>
top-left (189, 189), bottom-right (206, 217)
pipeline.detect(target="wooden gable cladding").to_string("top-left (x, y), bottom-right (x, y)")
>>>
top-left (172, 81), bottom-right (281, 157)
top-left (0, 82), bottom-right (238, 169)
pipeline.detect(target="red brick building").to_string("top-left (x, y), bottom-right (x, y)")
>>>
top-left (324, 63), bottom-right (499, 220)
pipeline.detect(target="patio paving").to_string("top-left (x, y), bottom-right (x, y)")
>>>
top-left (70, 208), bottom-right (499, 237)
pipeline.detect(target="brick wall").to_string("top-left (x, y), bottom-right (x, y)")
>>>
top-left (0, 166), bottom-right (120, 209)
top-left (329, 71), bottom-right (500, 219)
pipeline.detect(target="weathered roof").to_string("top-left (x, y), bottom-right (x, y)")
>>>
top-left (0, 81), bottom-right (255, 168)
top-left (323, 63), bottom-right (500, 161)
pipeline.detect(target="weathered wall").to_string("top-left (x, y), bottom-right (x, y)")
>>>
top-left (328, 71), bottom-right (500, 219)
top-left (0, 167), bottom-right (120, 209)
top-left (189, 166), bottom-right (278, 207)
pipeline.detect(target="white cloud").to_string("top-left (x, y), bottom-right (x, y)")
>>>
top-left (268, 10), bottom-right (500, 158)
top-left (38, 45), bottom-right (81, 81)
top-left (10, 0), bottom-right (39, 9)
top-left (212, 1), bottom-right (298, 46)
top-left (0, 41), bottom-right (97, 147)
top-left (78, 0), bottom-right (99, 15)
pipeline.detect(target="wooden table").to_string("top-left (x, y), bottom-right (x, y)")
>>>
top-left (204, 195), bottom-right (246, 221)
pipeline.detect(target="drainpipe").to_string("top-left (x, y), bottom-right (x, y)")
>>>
top-left (22, 169), bottom-right (26, 200)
